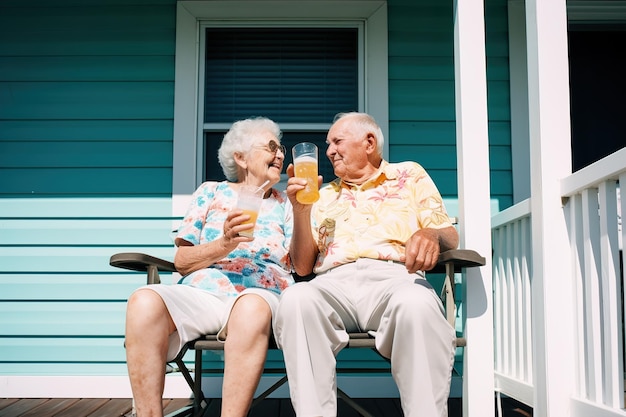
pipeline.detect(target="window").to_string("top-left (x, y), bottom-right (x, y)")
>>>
top-left (172, 1), bottom-right (388, 214)
top-left (202, 27), bottom-right (358, 182)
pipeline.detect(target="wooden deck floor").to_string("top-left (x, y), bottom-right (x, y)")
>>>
top-left (0, 397), bottom-right (532, 417)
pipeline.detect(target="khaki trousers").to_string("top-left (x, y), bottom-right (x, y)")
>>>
top-left (274, 259), bottom-right (456, 417)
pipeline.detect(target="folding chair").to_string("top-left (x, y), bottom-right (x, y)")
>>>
top-left (110, 246), bottom-right (484, 417)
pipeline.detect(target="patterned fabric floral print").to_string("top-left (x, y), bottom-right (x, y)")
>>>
top-left (175, 181), bottom-right (294, 298)
top-left (312, 160), bottom-right (453, 273)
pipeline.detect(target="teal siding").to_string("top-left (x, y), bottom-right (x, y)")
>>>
top-left (1, 82), bottom-right (174, 119)
top-left (485, 0), bottom-right (513, 209)
top-left (0, 0), bottom-right (176, 198)
top-left (387, 1), bottom-right (456, 206)
top-left (0, 0), bottom-right (513, 383)
top-left (0, 197), bottom-right (175, 375)
top-left (387, 0), bottom-right (513, 209)
top-left (0, 0), bottom-right (179, 376)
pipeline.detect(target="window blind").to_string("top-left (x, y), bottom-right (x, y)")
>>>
top-left (204, 27), bottom-right (358, 124)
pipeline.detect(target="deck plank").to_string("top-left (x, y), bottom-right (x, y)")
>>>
top-left (162, 398), bottom-right (194, 415)
top-left (81, 398), bottom-right (134, 417)
top-left (58, 398), bottom-right (112, 416)
top-left (0, 397), bottom-right (533, 416)
top-left (20, 398), bottom-right (82, 416)
top-left (0, 398), bottom-right (49, 416)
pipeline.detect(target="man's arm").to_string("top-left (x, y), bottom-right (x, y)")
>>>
top-left (289, 207), bottom-right (319, 276)
top-left (285, 164), bottom-right (320, 277)
top-left (437, 225), bottom-right (460, 252)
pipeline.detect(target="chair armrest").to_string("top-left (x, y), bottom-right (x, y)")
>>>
top-left (431, 249), bottom-right (486, 274)
top-left (110, 252), bottom-right (176, 284)
top-left (431, 249), bottom-right (485, 339)
top-left (110, 252), bottom-right (176, 272)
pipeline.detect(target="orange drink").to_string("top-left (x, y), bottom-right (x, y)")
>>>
top-left (294, 156), bottom-right (320, 204)
top-left (236, 185), bottom-right (264, 238)
top-left (292, 142), bottom-right (320, 204)
top-left (239, 208), bottom-right (260, 237)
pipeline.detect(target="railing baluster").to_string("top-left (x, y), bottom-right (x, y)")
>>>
top-left (598, 180), bottom-right (623, 408)
top-left (521, 215), bottom-right (532, 383)
top-left (582, 187), bottom-right (604, 403)
top-left (569, 193), bottom-right (587, 399)
top-left (492, 203), bottom-right (533, 405)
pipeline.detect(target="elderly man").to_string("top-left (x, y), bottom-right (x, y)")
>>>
top-left (277, 112), bottom-right (459, 417)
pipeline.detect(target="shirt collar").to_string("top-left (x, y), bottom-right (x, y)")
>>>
top-left (333, 160), bottom-right (392, 190)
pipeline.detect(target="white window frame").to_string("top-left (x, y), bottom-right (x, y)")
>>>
top-left (198, 21), bottom-right (364, 186)
top-left (172, 0), bottom-right (388, 215)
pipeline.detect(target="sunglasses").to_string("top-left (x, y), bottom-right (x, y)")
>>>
top-left (255, 140), bottom-right (287, 156)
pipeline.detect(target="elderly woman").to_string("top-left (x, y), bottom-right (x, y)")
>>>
top-left (124, 117), bottom-right (293, 417)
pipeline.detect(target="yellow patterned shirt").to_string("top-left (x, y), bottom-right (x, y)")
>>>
top-left (312, 160), bottom-right (453, 273)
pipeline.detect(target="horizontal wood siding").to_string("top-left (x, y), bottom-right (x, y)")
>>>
top-left (387, 0), bottom-right (513, 210)
top-left (0, 0), bottom-right (178, 380)
top-left (485, 0), bottom-right (514, 209)
top-left (0, 197), bottom-right (177, 375)
top-left (0, 0), bottom-right (180, 379)
top-left (0, 0), bottom-right (176, 198)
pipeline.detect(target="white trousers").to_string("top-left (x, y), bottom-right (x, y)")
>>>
top-left (140, 284), bottom-right (279, 361)
top-left (274, 259), bottom-right (456, 417)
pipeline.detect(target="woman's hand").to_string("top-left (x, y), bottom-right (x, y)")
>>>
top-left (221, 209), bottom-right (254, 249)
top-left (174, 210), bottom-right (254, 276)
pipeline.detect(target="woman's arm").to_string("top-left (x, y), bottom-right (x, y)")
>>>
top-left (174, 209), bottom-right (250, 276)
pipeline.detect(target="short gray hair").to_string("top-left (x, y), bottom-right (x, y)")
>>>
top-left (333, 112), bottom-right (384, 155)
top-left (218, 117), bottom-right (282, 182)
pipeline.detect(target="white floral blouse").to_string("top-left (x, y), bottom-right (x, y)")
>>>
top-left (175, 181), bottom-right (294, 298)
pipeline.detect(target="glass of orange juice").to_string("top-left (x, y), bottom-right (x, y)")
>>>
top-left (236, 185), bottom-right (264, 237)
top-left (292, 142), bottom-right (320, 204)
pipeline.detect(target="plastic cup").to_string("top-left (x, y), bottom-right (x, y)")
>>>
top-left (236, 185), bottom-right (264, 237)
top-left (292, 142), bottom-right (320, 204)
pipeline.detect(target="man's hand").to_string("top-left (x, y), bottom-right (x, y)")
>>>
top-left (401, 226), bottom-right (459, 273)
top-left (285, 163), bottom-right (323, 214)
top-left (402, 228), bottom-right (441, 273)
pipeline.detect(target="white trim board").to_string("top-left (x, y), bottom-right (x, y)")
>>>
top-left (0, 375), bottom-right (463, 399)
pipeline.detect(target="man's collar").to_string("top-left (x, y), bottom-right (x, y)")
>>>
top-left (334, 160), bottom-right (392, 189)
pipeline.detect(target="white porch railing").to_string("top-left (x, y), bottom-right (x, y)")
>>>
top-left (492, 147), bottom-right (626, 416)
top-left (492, 199), bottom-right (534, 407)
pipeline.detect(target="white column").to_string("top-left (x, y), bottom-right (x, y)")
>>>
top-left (525, 1), bottom-right (575, 416)
top-left (507, 0), bottom-right (531, 203)
top-left (453, 1), bottom-right (495, 416)
top-left (172, 3), bottom-right (200, 217)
